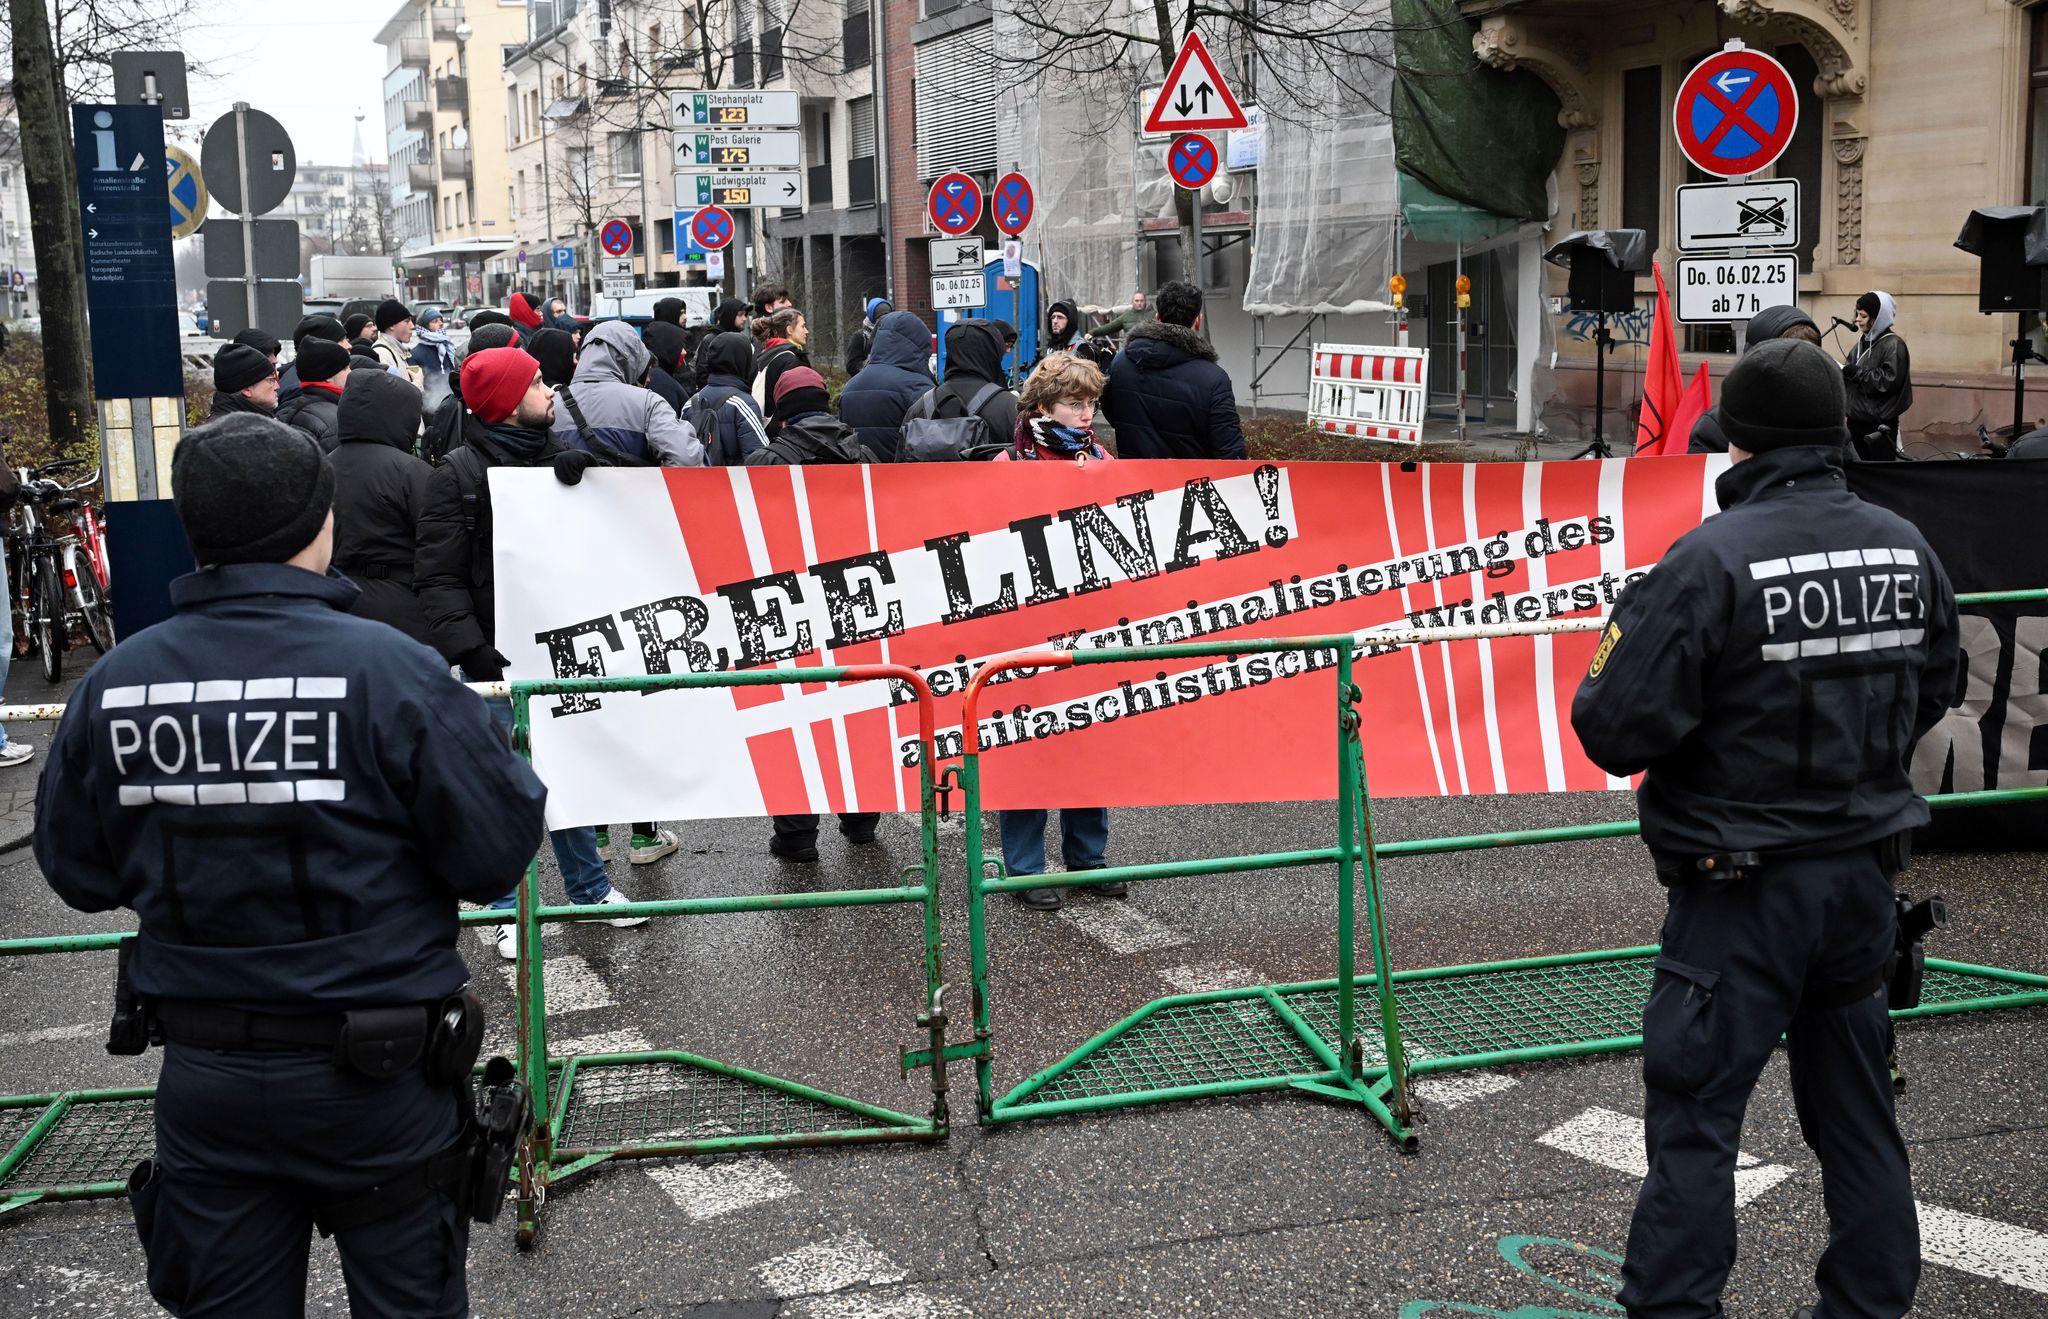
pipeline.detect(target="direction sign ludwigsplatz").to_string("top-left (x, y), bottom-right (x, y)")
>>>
top-left (675, 170), bottom-right (805, 210)
top-left (673, 129), bottom-right (802, 170)
top-left (1676, 178), bottom-right (1800, 253)
top-left (1144, 31), bottom-right (1249, 134)
top-left (671, 89), bottom-right (801, 130)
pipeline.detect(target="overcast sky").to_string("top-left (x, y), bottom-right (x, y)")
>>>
top-left (173, 6), bottom-right (394, 168)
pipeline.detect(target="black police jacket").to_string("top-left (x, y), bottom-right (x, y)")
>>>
top-left (1571, 445), bottom-right (1961, 858)
top-left (34, 563), bottom-right (548, 1011)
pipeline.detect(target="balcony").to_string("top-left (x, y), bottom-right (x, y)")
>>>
top-left (435, 75), bottom-right (467, 110)
top-left (408, 161), bottom-right (436, 191)
top-left (807, 162), bottom-right (832, 208)
top-left (595, 75), bottom-right (631, 101)
top-left (397, 36), bottom-right (430, 67)
top-left (430, 4), bottom-right (460, 38)
top-left (441, 148), bottom-right (473, 182)
top-left (847, 156), bottom-right (876, 207)
top-left (403, 98), bottom-right (431, 129)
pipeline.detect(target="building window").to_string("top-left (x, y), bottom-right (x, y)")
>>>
top-left (759, 0), bottom-right (784, 83)
top-left (2030, 11), bottom-right (2048, 205)
top-left (507, 87), bottom-right (521, 144)
top-left (924, 0), bottom-right (966, 16)
top-left (1620, 65), bottom-right (1661, 243)
top-left (609, 130), bottom-right (642, 181)
top-left (843, 0), bottom-right (871, 72)
top-left (915, 27), bottom-right (998, 179)
top-left (1774, 44), bottom-right (1823, 274)
top-left (848, 96), bottom-right (877, 205)
top-left (731, 0), bottom-right (755, 87)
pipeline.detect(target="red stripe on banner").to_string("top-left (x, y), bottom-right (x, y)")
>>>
top-left (663, 469), bottom-right (783, 712)
top-left (843, 705), bottom-right (898, 813)
top-left (810, 718), bottom-right (846, 814)
top-left (746, 729), bottom-right (807, 814)
top-left (1534, 459), bottom-right (1611, 792)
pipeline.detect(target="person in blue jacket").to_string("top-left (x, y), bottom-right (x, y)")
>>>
top-left (34, 413), bottom-right (548, 1317)
top-left (837, 310), bottom-right (935, 462)
top-left (686, 331), bottom-right (770, 465)
top-left (1100, 280), bottom-right (1247, 460)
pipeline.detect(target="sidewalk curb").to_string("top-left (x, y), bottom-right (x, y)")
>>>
top-left (0, 826), bottom-right (33, 855)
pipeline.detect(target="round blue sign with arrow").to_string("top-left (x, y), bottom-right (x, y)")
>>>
top-left (1168, 133), bottom-right (1219, 191)
top-left (1673, 46), bottom-right (1799, 178)
top-left (927, 172), bottom-right (983, 238)
top-left (993, 172), bottom-right (1034, 236)
top-left (600, 218), bottom-right (636, 256)
top-left (691, 205), bottom-right (735, 251)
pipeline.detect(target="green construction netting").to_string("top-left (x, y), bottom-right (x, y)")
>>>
top-left (1392, 0), bottom-right (1564, 225)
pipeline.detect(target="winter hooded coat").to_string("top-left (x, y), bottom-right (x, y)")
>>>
top-left (329, 371), bottom-right (434, 646)
top-left (837, 311), bottom-right (936, 462)
top-left (1101, 320), bottom-right (1247, 460)
top-left (277, 379), bottom-right (344, 450)
top-left (640, 321), bottom-right (691, 416)
top-left (1043, 299), bottom-right (1083, 355)
top-left (686, 332), bottom-right (770, 465)
top-left (508, 292), bottom-right (545, 340)
top-left (550, 321), bottom-right (704, 466)
top-left (527, 327), bottom-right (578, 387)
top-left (1844, 290), bottom-right (1913, 426)
top-left (925, 320), bottom-right (1019, 438)
top-left (844, 297), bottom-right (892, 376)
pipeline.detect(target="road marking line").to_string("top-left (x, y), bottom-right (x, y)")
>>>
top-left (646, 1158), bottom-right (797, 1221)
top-left (1159, 961), bottom-right (1260, 993)
top-left (785, 1292), bottom-right (971, 1319)
top-left (1058, 902), bottom-right (1188, 954)
top-left (498, 953), bottom-right (615, 1013)
top-left (0, 1022), bottom-right (97, 1047)
top-left (1538, 1107), bottom-right (1793, 1208)
top-left (1918, 1203), bottom-right (2048, 1294)
top-left (757, 1234), bottom-right (906, 1297)
top-left (1412, 1072), bottom-right (1519, 1110)
top-left (552, 1027), bottom-right (654, 1056)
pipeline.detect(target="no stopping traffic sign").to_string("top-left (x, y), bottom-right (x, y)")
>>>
top-left (1168, 133), bottom-right (1219, 190)
top-left (691, 206), bottom-right (735, 251)
top-left (1673, 46), bottom-right (1799, 178)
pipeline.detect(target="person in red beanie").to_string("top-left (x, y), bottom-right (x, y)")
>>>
top-left (508, 292), bottom-right (545, 343)
top-left (415, 346), bottom-right (652, 960)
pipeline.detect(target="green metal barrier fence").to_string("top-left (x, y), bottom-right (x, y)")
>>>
top-left (500, 666), bottom-right (954, 1248)
top-left (0, 665), bottom-right (960, 1240)
top-left (952, 606), bottom-right (2048, 1146)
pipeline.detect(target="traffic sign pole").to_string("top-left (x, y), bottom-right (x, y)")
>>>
top-left (235, 104), bottom-right (257, 334)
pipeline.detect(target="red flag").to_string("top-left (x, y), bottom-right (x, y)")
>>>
top-left (1660, 362), bottom-right (1714, 456)
top-left (1632, 262), bottom-right (1684, 456)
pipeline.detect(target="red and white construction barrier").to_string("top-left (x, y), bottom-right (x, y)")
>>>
top-left (1308, 345), bottom-right (1428, 446)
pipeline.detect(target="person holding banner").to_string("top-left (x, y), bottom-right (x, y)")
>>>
top-left (999, 353), bottom-right (1122, 908)
top-left (1570, 339), bottom-right (1959, 1319)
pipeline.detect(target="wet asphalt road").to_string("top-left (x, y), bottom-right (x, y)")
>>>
top-left (0, 753), bottom-right (2044, 1317)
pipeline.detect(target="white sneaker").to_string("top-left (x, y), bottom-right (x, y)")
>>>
top-left (596, 886), bottom-right (651, 928)
top-left (628, 827), bottom-right (681, 865)
top-left (490, 923), bottom-right (518, 960)
top-left (0, 742), bottom-right (33, 768)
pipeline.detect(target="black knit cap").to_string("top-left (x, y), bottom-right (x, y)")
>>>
top-left (213, 343), bottom-right (274, 393)
top-left (295, 339), bottom-right (351, 384)
top-left (293, 314), bottom-right (346, 346)
top-left (374, 298), bottom-right (413, 331)
top-left (1718, 338), bottom-right (1850, 453)
top-left (233, 327), bottom-right (281, 356)
top-left (171, 414), bottom-right (335, 566)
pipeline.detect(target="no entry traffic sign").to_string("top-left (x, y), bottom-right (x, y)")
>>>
top-left (600, 217), bottom-right (636, 256)
top-left (691, 205), bottom-right (735, 251)
top-left (928, 172), bottom-right (982, 237)
top-left (992, 172), bottom-right (1034, 235)
top-left (1673, 45), bottom-right (1799, 178)
top-left (1168, 133), bottom-right (1219, 190)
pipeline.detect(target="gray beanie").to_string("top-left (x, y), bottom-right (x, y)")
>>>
top-left (171, 415), bottom-right (335, 565)
top-left (1718, 338), bottom-right (1851, 452)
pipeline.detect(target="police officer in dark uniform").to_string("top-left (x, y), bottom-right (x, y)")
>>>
top-left (34, 414), bottom-right (547, 1316)
top-left (1570, 339), bottom-right (1961, 1319)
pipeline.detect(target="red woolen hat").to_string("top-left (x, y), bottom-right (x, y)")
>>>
top-left (462, 347), bottom-right (541, 425)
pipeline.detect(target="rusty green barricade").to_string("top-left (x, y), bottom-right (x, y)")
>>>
top-left (503, 666), bottom-right (952, 1248)
top-left (949, 623), bottom-right (2048, 1146)
top-left (0, 664), bottom-right (959, 1237)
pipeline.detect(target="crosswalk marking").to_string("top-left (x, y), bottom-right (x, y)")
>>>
top-left (1538, 1106), bottom-right (1793, 1208)
top-left (1918, 1203), bottom-right (2048, 1294)
top-left (1412, 1072), bottom-right (1519, 1111)
top-left (0, 1022), bottom-right (97, 1048)
top-left (757, 1234), bottom-right (906, 1297)
top-left (1159, 961), bottom-right (1260, 993)
top-left (498, 953), bottom-right (615, 1013)
top-left (646, 1158), bottom-right (797, 1221)
top-left (1058, 902), bottom-right (1188, 954)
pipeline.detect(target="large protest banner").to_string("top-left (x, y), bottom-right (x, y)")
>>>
top-left (493, 458), bottom-right (1725, 828)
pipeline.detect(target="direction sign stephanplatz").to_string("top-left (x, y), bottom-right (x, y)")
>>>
top-left (1673, 43), bottom-right (1799, 178)
top-left (1677, 178), bottom-right (1800, 252)
top-left (1674, 254), bottom-right (1797, 324)
top-left (675, 170), bottom-right (805, 210)
top-left (674, 129), bottom-right (802, 170)
top-left (74, 105), bottom-right (181, 399)
top-left (1144, 30), bottom-right (1249, 135)
top-left (672, 89), bottom-right (802, 129)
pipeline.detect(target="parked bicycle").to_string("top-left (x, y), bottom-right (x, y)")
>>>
top-left (7, 457), bottom-right (113, 682)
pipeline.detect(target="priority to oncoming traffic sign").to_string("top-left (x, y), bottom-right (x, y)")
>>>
top-left (1674, 254), bottom-right (1796, 324)
top-left (1144, 31), bottom-right (1249, 135)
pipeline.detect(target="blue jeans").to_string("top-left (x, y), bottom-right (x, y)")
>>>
top-left (485, 698), bottom-right (611, 911)
top-left (998, 808), bottom-right (1109, 877)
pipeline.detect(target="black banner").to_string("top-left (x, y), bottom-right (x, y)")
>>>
top-left (1849, 460), bottom-right (2048, 850)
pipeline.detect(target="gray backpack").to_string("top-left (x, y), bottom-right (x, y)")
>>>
top-left (896, 381), bottom-right (1008, 462)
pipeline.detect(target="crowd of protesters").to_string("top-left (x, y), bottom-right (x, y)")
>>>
top-left (193, 276), bottom-right (1247, 916)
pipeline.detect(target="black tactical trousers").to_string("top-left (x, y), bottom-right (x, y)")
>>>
top-left (1620, 842), bottom-right (1918, 1319)
top-left (771, 812), bottom-right (881, 851)
top-left (134, 1042), bottom-right (469, 1317)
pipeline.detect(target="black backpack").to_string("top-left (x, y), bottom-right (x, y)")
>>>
top-left (897, 381), bottom-right (1009, 462)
